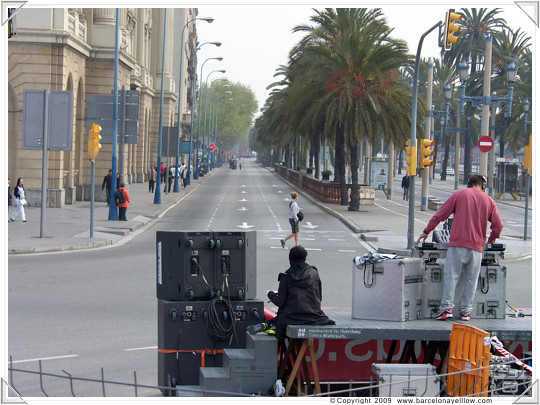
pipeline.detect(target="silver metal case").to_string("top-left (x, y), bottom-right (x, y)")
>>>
top-left (372, 363), bottom-right (440, 397)
top-left (421, 262), bottom-right (507, 319)
top-left (352, 258), bottom-right (423, 321)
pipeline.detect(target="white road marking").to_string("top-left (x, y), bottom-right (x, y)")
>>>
top-left (124, 346), bottom-right (158, 352)
top-left (237, 222), bottom-right (254, 229)
top-left (329, 238), bottom-right (346, 241)
top-left (11, 354), bottom-right (79, 364)
top-left (339, 249), bottom-right (356, 253)
top-left (304, 248), bottom-right (322, 251)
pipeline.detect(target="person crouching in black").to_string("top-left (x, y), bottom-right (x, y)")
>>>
top-left (249, 245), bottom-right (334, 341)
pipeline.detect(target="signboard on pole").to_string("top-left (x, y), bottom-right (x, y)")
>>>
top-left (22, 90), bottom-right (73, 150)
top-left (86, 89), bottom-right (140, 144)
top-left (370, 158), bottom-right (388, 190)
top-left (209, 142), bottom-right (217, 152)
top-left (478, 136), bottom-right (494, 152)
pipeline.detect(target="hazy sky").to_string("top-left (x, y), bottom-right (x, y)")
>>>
top-left (195, 2), bottom-right (536, 113)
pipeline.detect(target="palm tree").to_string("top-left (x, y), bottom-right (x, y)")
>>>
top-left (294, 9), bottom-right (415, 209)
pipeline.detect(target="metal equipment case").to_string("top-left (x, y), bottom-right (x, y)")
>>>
top-left (156, 231), bottom-right (256, 301)
top-left (352, 258), bottom-right (423, 321)
top-left (157, 299), bottom-right (264, 390)
top-left (421, 262), bottom-right (507, 319)
top-left (372, 363), bottom-right (440, 397)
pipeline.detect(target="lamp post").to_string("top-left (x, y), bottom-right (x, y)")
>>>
top-left (522, 99), bottom-right (532, 240)
top-left (210, 89), bottom-right (231, 169)
top-left (185, 41), bottom-right (221, 186)
top-left (458, 55), bottom-right (517, 179)
top-left (208, 82), bottom-right (229, 170)
top-left (194, 57), bottom-right (223, 179)
top-left (202, 70), bottom-right (226, 174)
top-left (173, 16), bottom-right (214, 193)
top-left (153, 9), bottom-right (167, 205)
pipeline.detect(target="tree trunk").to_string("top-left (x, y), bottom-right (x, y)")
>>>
top-left (335, 125), bottom-right (348, 205)
top-left (349, 143), bottom-right (360, 211)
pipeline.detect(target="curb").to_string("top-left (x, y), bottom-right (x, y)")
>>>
top-left (7, 168), bottom-right (219, 255)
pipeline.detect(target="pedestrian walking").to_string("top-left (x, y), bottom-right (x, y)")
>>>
top-left (281, 191), bottom-right (300, 248)
top-left (148, 165), bottom-right (157, 193)
top-left (401, 172), bottom-right (410, 201)
top-left (115, 183), bottom-right (130, 221)
top-left (102, 169), bottom-right (112, 206)
top-left (416, 175), bottom-right (503, 321)
top-left (160, 163), bottom-right (165, 183)
top-left (9, 178), bottom-right (27, 222)
top-left (8, 178), bottom-right (12, 212)
top-left (179, 162), bottom-right (187, 188)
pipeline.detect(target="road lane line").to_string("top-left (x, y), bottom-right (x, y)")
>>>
top-left (12, 354), bottom-right (79, 364)
top-left (124, 346), bottom-right (158, 351)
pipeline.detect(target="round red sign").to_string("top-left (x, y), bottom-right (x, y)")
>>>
top-left (478, 136), bottom-right (494, 152)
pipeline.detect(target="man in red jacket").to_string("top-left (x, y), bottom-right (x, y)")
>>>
top-left (116, 183), bottom-right (130, 221)
top-left (417, 175), bottom-right (503, 321)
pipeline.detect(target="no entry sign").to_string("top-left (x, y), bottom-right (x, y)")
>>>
top-left (478, 136), bottom-right (494, 152)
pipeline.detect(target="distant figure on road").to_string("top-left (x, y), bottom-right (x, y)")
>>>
top-left (281, 191), bottom-right (300, 248)
top-left (115, 183), bottom-right (130, 221)
top-left (416, 175), bottom-right (503, 321)
top-left (9, 178), bottom-right (26, 222)
top-left (248, 246), bottom-right (335, 342)
top-left (102, 169), bottom-right (112, 206)
top-left (148, 165), bottom-right (157, 193)
top-left (401, 172), bottom-right (410, 201)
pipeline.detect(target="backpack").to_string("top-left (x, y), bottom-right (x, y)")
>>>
top-left (289, 201), bottom-right (304, 222)
top-left (115, 189), bottom-right (126, 204)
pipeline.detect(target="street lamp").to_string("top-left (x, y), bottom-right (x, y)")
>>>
top-left (459, 58), bottom-right (517, 115)
top-left (207, 81), bottom-right (229, 170)
top-left (523, 98), bottom-right (532, 132)
top-left (194, 57), bottom-right (223, 179)
top-left (173, 16), bottom-right (214, 192)
top-left (210, 89), bottom-right (231, 169)
top-left (185, 41), bottom-right (221, 186)
top-left (202, 71), bottom-right (226, 173)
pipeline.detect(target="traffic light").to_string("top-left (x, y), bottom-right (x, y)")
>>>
top-left (524, 135), bottom-right (532, 174)
top-left (443, 9), bottom-right (462, 51)
top-left (87, 123), bottom-right (102, 160)
top-left (405, 139), bottom-right (417, 176)
top-left (419, 139), bottom-right (436, 169)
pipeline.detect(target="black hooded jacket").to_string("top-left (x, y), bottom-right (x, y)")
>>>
top-left (268, 261), bottom-right (334, 340)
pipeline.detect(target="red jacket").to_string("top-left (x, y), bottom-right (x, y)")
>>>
top-left (117, 187), bottom-right (130, 208)
top-left (425, 188), bottom-right (503, 252)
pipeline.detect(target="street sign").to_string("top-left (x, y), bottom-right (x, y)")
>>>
top-left (22, 90), bottom-right (73, 150)
top-left (478, 136), bottom-right (494, 152)
top-left (86, 90), bottom-right (140, 144)
top-left (209, 142), bottom-right (217, 152)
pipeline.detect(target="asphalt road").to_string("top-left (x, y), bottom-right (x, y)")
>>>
top-left (7, 159), bottom-right (370, 397)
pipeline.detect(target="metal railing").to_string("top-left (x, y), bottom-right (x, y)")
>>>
top-left (7, 355), bottom-right (532, 398)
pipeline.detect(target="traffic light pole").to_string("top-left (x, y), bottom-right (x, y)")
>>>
top-left (90, 159), bottom-right (95, 238)
top-left (408, 20), bottom-right (442, 250)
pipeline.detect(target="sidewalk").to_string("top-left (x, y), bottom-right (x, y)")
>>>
top-left (6, 175), bottom-right (213, 255)
top-left (311, 175), bottom-right (532, 260)
top-left (7, 167), bottom-right (532, 260)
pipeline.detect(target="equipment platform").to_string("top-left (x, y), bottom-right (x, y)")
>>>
top-left (286, 307), bottom-right (532, 341)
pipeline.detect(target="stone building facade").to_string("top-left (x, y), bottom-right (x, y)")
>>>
top-left (8, 8), bottom-right (198, 207)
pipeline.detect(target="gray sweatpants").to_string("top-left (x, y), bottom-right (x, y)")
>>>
top-left (441, 246), bottom-right (483, 314)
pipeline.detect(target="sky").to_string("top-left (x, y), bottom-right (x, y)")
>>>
top-left (195, 1), bottom-right (537, 113)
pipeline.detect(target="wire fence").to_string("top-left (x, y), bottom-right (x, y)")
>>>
top-left (7, 355), bottom-right (532, 398)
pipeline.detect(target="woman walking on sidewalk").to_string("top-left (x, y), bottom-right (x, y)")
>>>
top-left (9, 178), bottom-right (27, 222)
